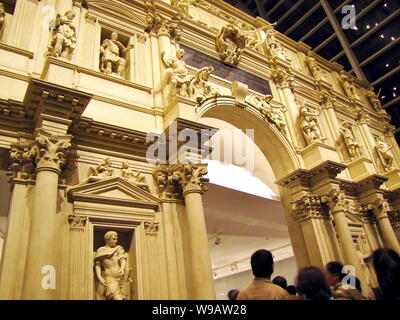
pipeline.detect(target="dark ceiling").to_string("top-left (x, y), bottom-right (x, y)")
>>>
top-left (224, 0), bottom-right (400, 143)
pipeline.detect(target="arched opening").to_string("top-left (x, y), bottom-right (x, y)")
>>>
top-left (196, 98), bottom-right (307, 299)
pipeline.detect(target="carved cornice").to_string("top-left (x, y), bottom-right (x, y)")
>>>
top-left (144, 221), bottom-right (160, 234)
top-left (276, 169), bottom-right (312, 189)
top-left (23, 78), bottom-right (92, 125)
top-left (309, 160), bottom-right (347, 180)
top-left (291, 195), bottom-right (328, 222)
top-left (357, 174), bottom-right (388, 192)
top-left (71, 117), bottom-right (156, 158)
top-left (68, 214), bottom-right (87, 229)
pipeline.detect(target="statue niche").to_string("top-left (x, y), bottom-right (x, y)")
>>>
top-left (100, 31), bottom-right (134, 79)
top-left (299, 102), bottom-right (324, 145)
top-left (375, 136), bottom-right (394, 172)
top-left (94, 231), bottom-right (134, 300)
top-left (340, 121), bottom-right (362, 160)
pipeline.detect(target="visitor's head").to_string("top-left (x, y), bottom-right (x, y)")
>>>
top-left (287, 285), bottom-right (297, 295)
top-left (272, 276), bottom-right (287, 290)
top-left (250, 249), bottom-right (274, 279)
top-left (227, 289), bottom-right (239, 300)
top-left (325, 261), bottom-right (344, 286)
top-left (104, 231), bottom-right (118, 247)
top-left (296, 266), bottom-right (332, 300)
top-left (372, 248), bottom-right (400, 299)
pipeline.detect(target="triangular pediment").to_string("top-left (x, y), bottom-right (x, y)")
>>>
top-left (345, 211), bottom-right (364, 225)
top-left (67, 177), bottom-right (160, 211)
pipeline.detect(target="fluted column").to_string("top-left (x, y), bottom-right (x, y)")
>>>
top-left (21, 130), bottom-right (72, 300)
top-left (373, 199), bottom-right (400, 252)
top-left (325, 190), bottom-right (368, 292)
top-left (174, 163), bottom-right (215, 300)
top-left (67, 215), bottom-right (87, 300)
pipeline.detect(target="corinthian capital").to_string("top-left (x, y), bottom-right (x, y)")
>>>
top-left (152, 164), bottom-right (180, 200)
top-left (172, 163), bottom-right (209, 195)
top-left (322, 189), bottom-right (348, 212)
top-left (291, 195), bottom-right (326, 222)
top-left (8, 143), bottom-right (37, 180)
top-left (372, 198), bottom-right (391, 220)
top-left (34, 130), bottom-right (72, 174)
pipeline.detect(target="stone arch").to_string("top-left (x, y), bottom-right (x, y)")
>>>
top-left (196, 96), bottom-right (310, 269)
top-left (196, 96), bottom-right (300, 180)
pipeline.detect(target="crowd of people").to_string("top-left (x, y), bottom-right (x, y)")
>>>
top-left (227, 248), bottom-right (400, 300)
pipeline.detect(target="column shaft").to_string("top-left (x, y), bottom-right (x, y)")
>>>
top-left (376, 215), bottom-right (400, 252)
top-left (184, 191), bottom-right (215, 299)
top-left (22, 170), bottom-right (59, 299)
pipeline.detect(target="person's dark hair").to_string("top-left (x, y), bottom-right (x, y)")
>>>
top-left (354, 276), bottom-right (362, 293)
top-left (296, 266), bottom-right (332, 300)
top-left (272, 276), bottom-right (287, 290)
top-left (326, 261), bottom-right (345, 280)
top-left (372, 248), bottom-right (400, 300)
top-left (287, 285), bottom-right (297, 295)
top-left (250, 249), bottom-right (274, 278)
top-left (227, 289), bottom-right (239, 300)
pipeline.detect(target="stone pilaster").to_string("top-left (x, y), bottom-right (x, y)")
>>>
top-left (67, 214), bottom-right (87, 300)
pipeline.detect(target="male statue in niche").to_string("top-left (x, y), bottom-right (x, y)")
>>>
top-left (94, 231), bottom-right (133, 300)
top-left (47, 10), bottom-right (76, 60)
top-left (100, 32), bottom-right (134, 79)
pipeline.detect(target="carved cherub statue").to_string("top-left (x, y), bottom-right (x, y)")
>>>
top-left (375, 136), bottom-right (394, 172)
top-left (47, 10), bottom-right (76, 60)
top-left (100, 32), bottom-right (134, 79)
top-left (81, 158), bottom-right (114, 184)
top-left (94, 231), bottom-right (132, 300)
top-left (0, 3), bottom-right (5, 33)
top-left (340, 122), bottom-right (362, 160)
top-left (161, 49), bottom-right (192, 97)
top-left (121, 161), bottom-right (148, 189)
top-left (299, 105), bottom-right (324, 145)
top-left (254, 95), bottom-right (286, 132)
top-left (189, 66), bottom-right (219, 103)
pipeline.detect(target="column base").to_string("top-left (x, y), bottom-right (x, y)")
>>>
top-left (300, 142), bottom-right (340, 170)
top-left (347, 157), bottom-right (376, 181)
top-left (383, 168), bottom-right (400, 191)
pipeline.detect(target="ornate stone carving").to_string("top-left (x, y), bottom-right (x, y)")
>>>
top-left (121, 161), bottom-right (149, 190)
top-left (100, 32), bottom-right (134, 79)
top-left (372, 198), bottom-right (391, 220)
top-left (171, 0), bottom-right (193, 18)
top-left (299, 102), bottom-right (324, 145)
top-left (322, 189), bottom-right (347, 211)
top-left (0, 2), bottom-right (5, 33)
top-left (47, 10), bottom-right (77, 60)
top-left (241, 24), bottom-right (263, 52)
top-left (189, 66), bottom-right (220, 103)
top-left (388, 210), bottom-right (400, 229)
top-left (8, 143), bottom-right (36, 180)
top-left (80, 158), bottom-right (115, 184)
top-left (366, 88), bottom-right (382, 111)
top-left (68, 214), bottom-right (87, 228)
top-left (261, 24), bottom-right (278, 57)
top-left (249, 94), bottom-right (287, 132)
top-left (94, 231), bottom-right (131, 300)
top-left (152, 164), bottom-right (181, 200)
top-left (144, 221), bottom-right (160, 234)
top-left (172, 163), bottom-right (209, 194)
top-left (161, 49), bottom-right (192, 97)
top-left (291, 195), bottom-right (326, 222)
top-left (216, 24), bottom-right (246, 66)
top-left (317, 90), bottom-right (335, 109)
top-left (375, 136), bottom-right (394, 172)
top-left (305, 51), bottom-right (321, 81)
top-left (145, 11), bottom-right (182, 41)
top-left (340, 121), bottom-right (362, 160)
top-left (339, 71), bottom-right (359, 100)
top-left (35, 132), bottom-right (72, 173)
